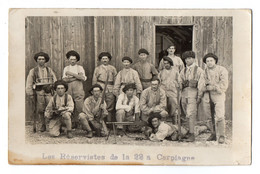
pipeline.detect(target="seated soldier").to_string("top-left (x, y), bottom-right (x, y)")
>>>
top-left (44, 80), bottom-right (74, 139)
top-left (79, 84), bottom-right (108, 138)
top-left (139, 77), bottom-right (168, 122)
top-left (115, 83), bottom-right (140, 136)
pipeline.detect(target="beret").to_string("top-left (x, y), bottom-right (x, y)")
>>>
top-left (54, 80), bottom-right (68, 92)
top-left (148, 112), bottom-right (162, 127)
top-left (89, 84), bottom-right (103, 94)
top-left (122, 83), bottom-right (136, 93)
top-left (162, 56), bottom-right (174, 66)
top-left (122, 56), bottom-right (133, 64)
top-left (138, 48), bottom-right (149, 55)
top-left (66, 50), bottom-right (80, 61)
top-left (203, 53), bottom-right (218, 64)
top-left (34, 52), bottom-right (50, 62)
top-left (98, 52), bottom-right (112, 60)
top-left (182, 51), bottom-right (195, 60)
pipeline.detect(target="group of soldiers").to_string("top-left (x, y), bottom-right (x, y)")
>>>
top-left (26, 44), bottom-right (228, 144)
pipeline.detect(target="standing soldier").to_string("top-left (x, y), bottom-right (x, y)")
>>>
top-left (158, 56), bottom-right (182, 123)
top-left (113, 56), bottom-right (142, 98)
top-left (158, 44), bottom-right (184, 72)
top-left (203, 53), bottom-right (228, 144)
top-left (179, 51), bottom-right (205, 142)
top-left (62, 50), bottom-right (87, 128)
top-left (92, 52), bottom-right (117, 122)
top-left (132, 48), bottom-right (158, 90)
top-left (26, 52), bottom-right (57, 132)
top-left (139, 77), bottom-right (168, 122)
top-left (79, 84), bottom-right (108, 138)
top-left (44, 80), bottom-right (74, 138)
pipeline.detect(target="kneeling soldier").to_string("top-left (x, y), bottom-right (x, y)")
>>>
top-left (115, 83), bottom-right (141, 136)
top-left (79, 84), bottom-right (108, 138)
top-left (180, 51), bottom-right (205, 142)
top-left (45, 80), bottom-right (74, 138)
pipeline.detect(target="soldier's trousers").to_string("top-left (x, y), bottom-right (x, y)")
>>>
top-left (116, 109), bottom-right (135, 129)
top-left (181, 97), bottom-right (197, 134)
top-left (67, 80), bottom-right (85, 124)
top-left (167, 96), bottom-right (178, 122)
top-left (202, 92), bottom-right (226, 138)
top-left (36, 90), bottom-right (52, 129)
top-left (141, 110), bottom-right (168, 122)
top-left (79, 113), bottom-right (106, 136)
top-left (105, 92), bottom-right (116, 122)
top-left (49, 112), bottom-right (72, 137)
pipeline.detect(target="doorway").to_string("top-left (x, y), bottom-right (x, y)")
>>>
top-left (155, 25), bottom-right (193, 67)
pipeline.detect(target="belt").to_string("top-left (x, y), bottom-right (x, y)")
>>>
top-left (140, 78), bottom-right (152, 82)
top-left (97, 79), bottom-right (114, 85)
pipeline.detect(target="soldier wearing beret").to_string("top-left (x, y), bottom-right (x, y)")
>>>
top-left (146, 112), bottom-right (188, 142)
top-left (202, 53), bottom-right (229, 144)
top-left (179, 51), bottom-right (205, 142)
top-left (115, 83), bottom-right (140, 136)
top-left (113, 56), bottom-right (143, 98)
top-left (158, 44), bottom-right (184, 73)
top-left (158, 56), bottom-right (182, 123)
top-left (79, 84), bottom-right (108, 138)
top-left (132, 48), bottom-right (158, 90)
top-left (26, 52), bottom-right (57, 132)
top-left (92, 52), bottom-right (117, 123)
top-left (62, 50), bottom-right (87, 128)
top-left (44, 80), bottom-right (74, 138)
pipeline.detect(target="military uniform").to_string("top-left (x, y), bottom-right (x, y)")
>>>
top-left (45, 93), bottom-right (74, 137)
top-left (92, 64), bottom-right (117, 122)
top-left (115, 93), bottom-right (140, 129)
top-left (203, 64), bottom-right (228, 141)
top-left (79, 95), bottom-right (108, 136)
top-left (113, 68), bottom-right (142, 97)
top-left (139, 87), bottom-right (168, 122)
top-left (132, 61), bottom-right (158, 90)
top-left (26, 64), bottom-right (57, 131)
top-left (180, 62), bottom-right (205, 136)
top-left (159, 66), bottom-right (181, 121)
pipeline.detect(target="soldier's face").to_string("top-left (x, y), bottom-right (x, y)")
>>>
top-left (101, 56), bottom-right (109, 65)
top-left (56, 85), bottom-right (66, 96)
top-left (151, 80), bottom-right (159, 91)
top-left (185, 57), bottom-right (195, 66)
top-left (167, 46), bottom-right (176, 54)
top-left (122, 60), bottom-right (131, 68)
top-left (37, 56), bottom-right (46, 66)
top-left (125, 88), bottom-right (134, 97)
top-left (151, 118), bottom-right (160, 128)
top-left (139, 53), bottom-right (148, 61)
top-left (69, 56), bottom-right (77, 66)
top-left (92, 87), bottom-right (102, 98)
top-left (163, 61), bottom-right (171, 69)
top-left (206, 57), bottom-right (216, 68)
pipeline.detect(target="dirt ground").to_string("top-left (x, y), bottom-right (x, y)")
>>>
top-left (25, 120), bottom-right (232, 147)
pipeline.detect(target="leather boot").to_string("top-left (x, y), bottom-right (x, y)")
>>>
top-left (67, 130), bottom-right (73, 139)
top-left (183, 133), bottom-right (195, 142)
top-left (40, 124), bottom-right (46, 132)
top-left (218, 136), bottom-right (225, 144)
top-left (207, 133), bottom-right (217, 141)
top-left (86, 131), bottom-right (93, 138)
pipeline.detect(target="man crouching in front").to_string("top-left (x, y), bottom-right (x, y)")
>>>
top-left (44, 80), bottom-right (74, 139)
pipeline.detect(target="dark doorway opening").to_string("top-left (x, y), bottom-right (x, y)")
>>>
top-left (155, 25), bottom-right (193, 67)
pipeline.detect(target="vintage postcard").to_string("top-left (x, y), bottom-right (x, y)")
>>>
top-left (8, 9), bottom-right (251, 165)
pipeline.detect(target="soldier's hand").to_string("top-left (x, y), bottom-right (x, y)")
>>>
top-left (196, 98), bottom-right (201, 104)
top-left (206, 85), bottom-right (214, 91)
top-left (100, 104), bottom-right (106, 110)
top-left (125, 106), bottom-right (132, 112)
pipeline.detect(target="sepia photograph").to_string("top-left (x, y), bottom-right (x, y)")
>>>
top-left (8, 9), bottom-right (251, 165)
